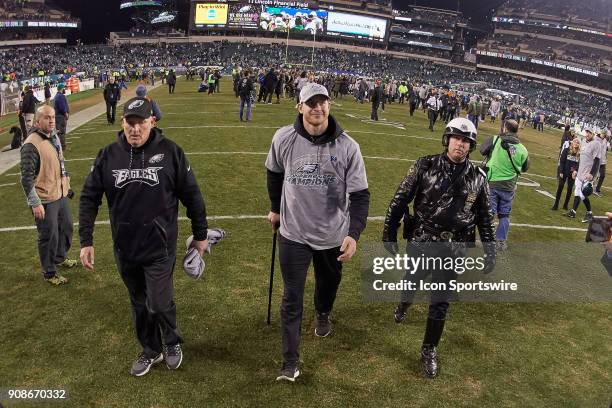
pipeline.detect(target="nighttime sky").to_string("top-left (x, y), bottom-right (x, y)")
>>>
top-left (54, 0), bottom-right (504, 44)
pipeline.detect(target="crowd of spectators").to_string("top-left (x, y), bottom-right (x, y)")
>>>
top-left (481, 31), bottom-right (611, 74)
top-left (497, 0), bottom-right (609, 28)
top-left (0, 0), bottom-right (71, 20)
top-left (0, 41), bottom-right (609, 124)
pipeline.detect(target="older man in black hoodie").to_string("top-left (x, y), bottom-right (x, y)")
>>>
top-left (79, 97), bottom-right (209, 377)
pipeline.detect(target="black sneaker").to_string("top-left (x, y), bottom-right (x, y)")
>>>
top-left (581, 211), bottom-right (594, 223)
top-left (276, 362), bottom-right (300, 382)
top-left (130, 352), bottom-right (163, 377)
top-left (566, 209), bottom-right (576, 218)
top-left (421, 345), bottom-right (438, 379)
top-left (164, 343), bottom-right (183, 370)
top-left (394, 302), bottom-right (410, 323)
top-left (550, 204), bottom-right (558, 211)
top-left (315, 312), bottom-right (331, 337)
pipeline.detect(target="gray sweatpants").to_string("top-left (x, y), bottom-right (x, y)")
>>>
top-left (34, 197), bottom-right (73, 279)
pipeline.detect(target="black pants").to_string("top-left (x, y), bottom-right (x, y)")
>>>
top-left (596, 164), bottom-right (606, 192)
top-left (34, 197), bottom-right (73, 279)
top-left (115, 251), bottom-right (182, 358)
top-left (264, 88), bottom-right (274, 103)
top-left (258, 86), bottom-right (266, 102)
top-left (105, 101), bottom-right (117, 124)
top-left (554, 175), bottom-right (575, 208)
top-left (371, 102), bottom-right (379, 121)
top-left (168, 83), bottom-right (175, 94)
top-left (399, 243), bottom-right (455, 320)
top-left (409, 102), bottom-right (417, 116)
top-left (55, 114), bottom-right (67, 150)
top-left (279, 234), bottom-right (342, 364)
top-left (428, 110), bottom-right (438, 130)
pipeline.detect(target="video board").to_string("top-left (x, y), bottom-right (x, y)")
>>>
top-left (193, 3), bottom-right (229, 28)
top-left (326, 11), bottom-right (387, 42)
top-left (227, 3), bottom-right (327, 35)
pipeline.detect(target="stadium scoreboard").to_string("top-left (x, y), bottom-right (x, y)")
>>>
top-left (189, 0), bottom-right (390, 43)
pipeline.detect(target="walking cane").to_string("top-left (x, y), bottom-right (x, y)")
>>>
top-left (267, 230), bottom-right (278, 325)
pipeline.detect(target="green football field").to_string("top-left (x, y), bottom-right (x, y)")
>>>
top-left (0, 79), bottom-right (610, 407)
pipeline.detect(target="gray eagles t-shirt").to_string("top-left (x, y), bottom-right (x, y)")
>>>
top-left (577, 138), bottom-right (602, 181)
top-left (265, 125), bottom-right (368, 250)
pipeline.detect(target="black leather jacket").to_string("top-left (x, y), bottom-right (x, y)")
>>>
top-left (382, 153), bottom-right (495, 245)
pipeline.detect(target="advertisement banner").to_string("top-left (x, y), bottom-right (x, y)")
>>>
top-left (194, 3), bottom-right (228, 28)
top-left (227, 3), bottom-right (260, 29)
top-left (326, 11), bottom-right (387, 41)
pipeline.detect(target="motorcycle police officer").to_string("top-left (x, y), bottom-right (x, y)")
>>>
top-left (382, 117), bottom-right (496, 378)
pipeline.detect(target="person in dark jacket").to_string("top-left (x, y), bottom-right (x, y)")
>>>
top-left (238, 70), bottom-right (254, 122)
top-left (167, 69), bottom-right (177, 94)
top-left (382, 117), bottom-right (496, 379)
top-left (44, 82), bottom-right (51, 104)
top-left (371, 80), bottom-right (383, 121)
top-left (103, 77), bottom-right (121, 125)
top-left (53, 84), bottom-right (69, 150)
top-left (408, 85), bottom-right (419, 117)
top-left (20, 85), bottom-right (40, 132)
top-left (274, 71), bottom-right (284, 104)
top-left (559, 124), bottom-right (573, 150)
top-left (552, 137), bottom-right (580, 210)
top-left (79, 97), bottom-right (210, 377)
top-left (602, 212), bottom-right (612, 275)
top-left (135, 85), bottom-right (163, 122)
top-left (263, 68), bottom-right (278, 104)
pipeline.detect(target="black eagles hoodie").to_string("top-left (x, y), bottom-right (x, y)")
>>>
top-left (79, 127), bottom-right (208, 263)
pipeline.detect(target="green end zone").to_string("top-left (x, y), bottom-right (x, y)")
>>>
top-left (0, 79), bottom-right (610, 407)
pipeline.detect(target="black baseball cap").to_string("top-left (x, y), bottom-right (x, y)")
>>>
top-left (123, 97), bottom-right (152, 119)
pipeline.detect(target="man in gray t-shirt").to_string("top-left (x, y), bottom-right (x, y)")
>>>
top-left (265, 83), bottom-right (370, 382)
top-left (568, 128), bottom-right (602, 222)
top-left (594, 130), bottom-right (608, 196)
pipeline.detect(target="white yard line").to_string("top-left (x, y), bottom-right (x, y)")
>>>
top-left (0, 214), bottom-right (588, 233)
top-left (0, 182), bottom-right (16, 188)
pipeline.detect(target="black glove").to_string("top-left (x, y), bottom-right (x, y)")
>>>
top-left (67, 189), bottom-right (75, 199)
top-left (383, 241), bottom-right (399, 256)
top-left (482, 242), bottom-right (496, 274)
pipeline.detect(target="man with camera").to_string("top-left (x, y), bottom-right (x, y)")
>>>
top-left (20, 105), bottom-right (77, 286)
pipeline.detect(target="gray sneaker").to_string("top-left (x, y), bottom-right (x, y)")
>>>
top-left (164, 343), bottom-right (183, 370)
top-left (315, 312), bottom-right (331, 337)
top-left (581, 211), bottom-right (594, 223)
top-left (276, 362), bottom-right (300, 382)
top-left (130, 352), bottom-right (163, 377)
